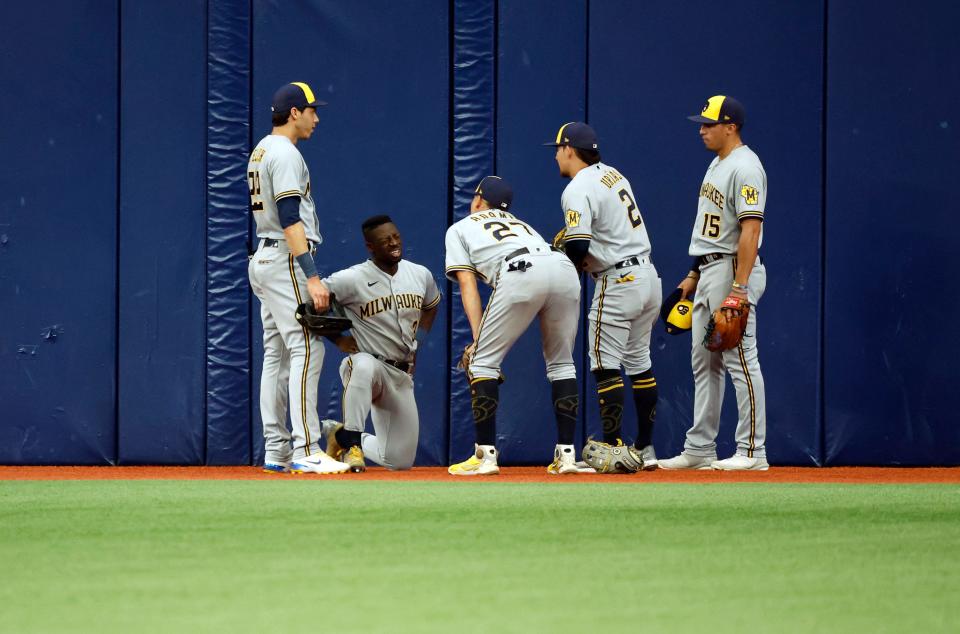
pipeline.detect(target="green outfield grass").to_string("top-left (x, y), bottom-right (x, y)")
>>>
top-left (1, 481), bottom-right (958, 633)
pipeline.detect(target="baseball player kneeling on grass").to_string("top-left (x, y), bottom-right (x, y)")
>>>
top-left (546, 122), bottom-right (662, 474)
top-left (446, 176), bottom-right (591, 476)
top-left (659, 95), bottom-right (769, 472)
top-left (320, 216), bottom-right (441, 472)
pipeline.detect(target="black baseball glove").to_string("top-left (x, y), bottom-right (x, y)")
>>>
top-left (295, 297), bottom-right (352, 338)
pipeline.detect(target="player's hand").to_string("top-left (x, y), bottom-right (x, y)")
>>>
top-left (721, 289), bottom-right (749, 320)
top-left (457, 342), bottom-right (476, 371)
top-left (308, 277), bottom-right (330, 312)
top-left (678, 275), bottom-right (698, 300)
top-left (335, 335), bottom-right (359, 354)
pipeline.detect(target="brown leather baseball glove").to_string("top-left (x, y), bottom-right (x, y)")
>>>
top-left (703, 294), bottom-right (750, 351)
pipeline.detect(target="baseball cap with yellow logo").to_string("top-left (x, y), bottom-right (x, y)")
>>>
top-left (687, 95), bottom-right (744, 127)
top-left (542, 121), bottom-right (599, 150)
top-left (271, 82), bottom-right (328, 113)
top-left (660, 288), bottom-right (693, 335)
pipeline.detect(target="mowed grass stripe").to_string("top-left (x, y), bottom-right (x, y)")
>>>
top-left (0, 482), bottom-right (957, 634)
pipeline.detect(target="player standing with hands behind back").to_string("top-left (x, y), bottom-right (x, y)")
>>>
top-left (546, 122), bottom-right (662, 473)
top-left (659, 95), bottom-right (769, 471)
top-left (247, 82), bottom-right (349, 475)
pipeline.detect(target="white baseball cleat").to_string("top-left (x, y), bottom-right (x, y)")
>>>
top-left (290, 451), bottom-right (351, 475)
top-left (636, 444), bottom-right (658, 471)
top-left (547, 444), bottom-right (596, 474)
top-left (449, 444), bottom-right (499, 476)
top-left (711, 455), bottom-right (769, 471)
top-left (657, 453), bottom-right (716, 470)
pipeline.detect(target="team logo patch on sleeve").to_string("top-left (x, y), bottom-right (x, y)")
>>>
top-left (740, 185), bottom-right (759, 206)
top-left (565, 210), bottom-right (581, 227)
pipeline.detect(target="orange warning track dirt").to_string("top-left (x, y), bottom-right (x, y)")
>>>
top-left (1, 466), bottom-right (958, 483)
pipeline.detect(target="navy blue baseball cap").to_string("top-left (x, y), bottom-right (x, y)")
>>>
top-left (271, 82), bottom-right (327, 113)
top-left (475, 176), bottom-right (513, 211)
top-left (543, 122), bottom-right (599, 150)
top-left (687, 95), bottom-right (744, 127)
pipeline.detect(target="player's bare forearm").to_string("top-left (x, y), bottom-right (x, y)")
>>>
top-left (419, 305), bottom-right (439, 333)
top-left (282, 221), bottom-right (311, 257)
top-left (455, 270), bottom-right (483, 340)
top-left (734, 219), bottom-right (762, 287)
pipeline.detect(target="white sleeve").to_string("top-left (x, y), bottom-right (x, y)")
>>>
top-left (444, 225), bottom-right (478, 281)
top-left (267, 146), bottom-right (305, 202)
top-left (422, 268), bottom-right (442, 310)
top-left (323, 268), bottom-right (358, 305)
top-left (561, 182), bottom-right (593, 241)
top-left (733, 165), bottom-right (766, 221)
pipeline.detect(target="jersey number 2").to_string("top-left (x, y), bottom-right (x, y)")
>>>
top-left (619, 189), bottom-right (642, 228)
top-left (248, 170), bottom-right (264, 213)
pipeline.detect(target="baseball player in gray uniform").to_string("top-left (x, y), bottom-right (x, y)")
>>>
top-left (247, 81), bottom-right (349, 475)
top-left (546, 122), bottom-right (662, 471)
top-left (659, 95), bottom-right (769, 471)
top-left (320, 215), bottom-right (441, 472)
top-left (445, 176), bottom-right (589, 475)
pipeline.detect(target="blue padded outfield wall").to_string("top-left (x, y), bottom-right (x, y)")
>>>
top-left (0, 0), bottom-right (956, 466)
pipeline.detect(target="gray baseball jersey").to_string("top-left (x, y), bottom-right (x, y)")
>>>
top-left (683, 145), bottom-right (768, 459)
top-left (248, 133), bottom-right (327, 465)
top-left (444, 210), bottom-right (550, 287)
top-left (688, 145), bottom-right (766, 256)
top-left (248, 134), bottom-right (322, 244)
top-left (323, 259), bottom-right (441, 470)
top-left (445, 211), bottom-right (580, 382)
top-left (560, 162), bottom-right (661, 373)
top-left (324, 260), bottom-right (441, 364)
top-left (561, 162), bottom-right (651, 273)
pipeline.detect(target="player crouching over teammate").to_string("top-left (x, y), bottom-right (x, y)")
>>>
top-left (445, 176), bottom-right (592, 476)
top-left (547, 122), bottom-right (662, 473)
top-left (319, 216), bottom-right (441, 472)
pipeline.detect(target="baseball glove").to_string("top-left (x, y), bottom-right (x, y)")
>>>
top-left (552, 227), bottom-right (567, 250)
top-left (456, 342), bottom-right (476, 372)
top-left (702, 294), bottom-right (750, 351)
top-left (581, 439), bottom-right (644, 473)
top-left (295, 300), bottom-right (352, 337)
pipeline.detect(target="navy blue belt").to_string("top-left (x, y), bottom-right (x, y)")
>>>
top-left (373, 354), bottom-right (410, 373)
top-left (261, 238), bottom-right (317, 254)
top-left (504, 245), bottom-right (562, 261)
top-left (696, 253), bottom-right (763, 267)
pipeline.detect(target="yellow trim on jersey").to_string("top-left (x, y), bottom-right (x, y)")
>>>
top-left (564, 233), bottom-right (592, 241)
top-left (341, 357), bottom-right (353, 425)
top-left (472, 271), bottom-right (500, 363)
top-left (445, 265), bottom-right (486, 281)
top-left (731, 256), bottom-right (757, 458)
top-left (737, 212), bottom-right (765, 221)
top-left (701, 95), bottom-right (726, 122)
top-left (292, 82), bottom-right (316, 104)
top-left (555, 122), bottom-right (575, 144)
top-left (288, 255), bottom-right (312, 453)
top-left (737, 342), bottom-right (757, 457)
top-left (592, 276), bottom-right (609, 370)
top-left (423, 293), bottom-right (442, 310)
top-left (597, 381), bottom-right (624, 394)
top-left (274, 189), bottom-right (302, 202)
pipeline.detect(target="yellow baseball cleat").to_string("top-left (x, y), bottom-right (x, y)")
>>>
top-left (448, 444), bottom-right (499, 476)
